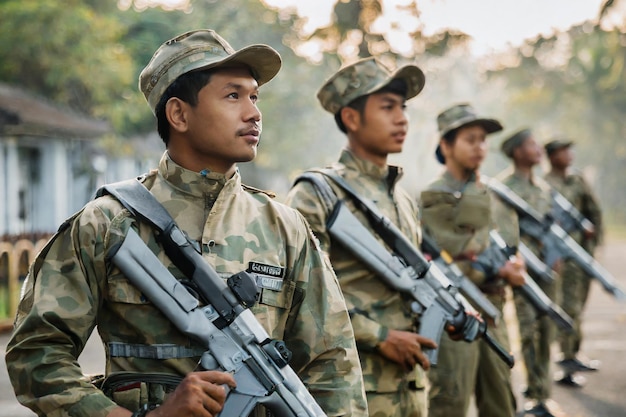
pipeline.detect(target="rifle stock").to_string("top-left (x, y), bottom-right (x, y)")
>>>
top-left (517, 241), bottom-right (555, 284)
top-left (109, 228), bottom-right (326, 417)
top-left (326, 201), bottom-right (514, 368)
top-left (421, 233), bottom-right (501, 323)
top-left (551, 189), bottom-right (595, 235)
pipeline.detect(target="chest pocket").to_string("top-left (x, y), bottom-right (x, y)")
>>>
top-left (258, 280), bottom-right (296, 309)
top-left (106, 270), bottom-right (150, 305)
top-left (421, 186), bottom-right (491, 257)
top-left (454, 184), bottom-right (491, 231)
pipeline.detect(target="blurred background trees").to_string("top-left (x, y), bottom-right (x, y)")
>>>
top-left (0, 0), bottom-right (624, 229)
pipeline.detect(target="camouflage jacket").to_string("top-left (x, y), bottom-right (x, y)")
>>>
top-left (544, 170), bottom-right (603, 251)
top-left (285, 148), bottom-right (426, 393)
top-left (6, 152), bottom-right (368, 417)
top-left (498, 168), bottom-right (552, 262)
top-left (420, 171), bottom-right (519, 291)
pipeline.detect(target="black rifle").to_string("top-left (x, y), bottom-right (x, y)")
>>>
top-left (517, 241), bottom-right (555, 284)
top-left (421, 233), bottom-right (501, 324)
top-left (550, 189), bottom-right (595, 235)
top-left (484, 176), bottom-right (626, 301)
top-left (101, 180), bottom-right (326, 417)
top-left (474, 230), bottom-right (575, 332)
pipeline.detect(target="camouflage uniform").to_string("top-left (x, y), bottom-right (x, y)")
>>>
top-left (287, 149), bottom-right (427, 417)
top-left (421, 171), bottom-right (518, 417)
top-left (5, 153), bottom-right (368, 417)
top-left (286, 57), bottom-right (427, 417)
top-left (498, 168), bottom-right (558, 403)
top-left (544, 167), bottom-right (603, 362)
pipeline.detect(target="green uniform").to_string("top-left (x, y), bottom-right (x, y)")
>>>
top-left (6, 152), bottom-right (368, 417)
top-left (499, 169), bottom-right (559, 402)
top-left (420, 171), bottom-right (517, 417)
top-left (286, 149), bottom-right (428, 417)
top-left (544, 170), bottom-right (603, 361)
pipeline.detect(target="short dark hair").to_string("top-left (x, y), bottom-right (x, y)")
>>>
top-left (442, 127), bottom-right (458, 146)
top-left (155, 69), bottom-right (214, 145)
top-left (333, 79), bottom-right (408, 134)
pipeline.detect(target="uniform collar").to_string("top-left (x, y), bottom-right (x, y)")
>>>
top-left (512, 167), bottom-right (536, 185)
top-left (339, 148), bottom-right (403, 189)
top-left (442, 170), bottom-right (477, 192)
top-left (158, 152), bottom-right (239, 197)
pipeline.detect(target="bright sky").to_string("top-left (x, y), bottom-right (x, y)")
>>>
top-left (263, 0), bottom-right (608, 56)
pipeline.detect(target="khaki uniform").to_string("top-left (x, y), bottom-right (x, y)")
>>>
top-left (544, 170), bottom-right (603, 361)
top-left (420, 171), bottom-right (517, 417)
top-left (6, 152), bottom-right (368, 417)
top-left (499, 169), bottom-right (558, 402)
top-left (286, 149), bottom-right (428, 417)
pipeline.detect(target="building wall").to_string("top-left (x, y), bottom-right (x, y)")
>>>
top-left (1, 136), bottom-right (159, 237)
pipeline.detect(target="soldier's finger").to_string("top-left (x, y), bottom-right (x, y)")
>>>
top-left (198, 370), bottom-right (237, 388)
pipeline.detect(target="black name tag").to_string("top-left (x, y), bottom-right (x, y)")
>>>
top-left (248, 262), bottom-right (285, 291)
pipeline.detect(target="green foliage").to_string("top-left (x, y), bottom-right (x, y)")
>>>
top-left (486, 20), bottom-right (626, 225)
top-left (1, 0), bottom-right (624, 226)
top-left (0, 0), bottom-right (134, 121)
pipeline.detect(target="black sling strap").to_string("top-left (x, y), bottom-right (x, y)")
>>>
top-left (96, 177), bottom-right (177, 236)
top-left (296, 169), bottom-right (403, 250)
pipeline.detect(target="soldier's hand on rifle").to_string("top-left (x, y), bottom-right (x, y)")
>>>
top-left (445, 309), bottom-right (483, 342)
top-left (499, 256), bottom-right (526, 287)
top-left (148, 370), bottom-right (236, 417)
top-left (376, 329), bottom-right (437, 371)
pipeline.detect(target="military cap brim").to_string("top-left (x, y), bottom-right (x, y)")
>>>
top-left (140, 29), bottom-right (282, 114)
top-left (544, 139), bottom-right (573, 155)
top-left (501, 128), bottom-right (532, 158)
top-left (317, 57), bottom-right (425, 114)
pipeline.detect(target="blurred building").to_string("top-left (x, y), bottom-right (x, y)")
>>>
top-left (0, 82), bottom-right (161, 239)
top-left (0, 83), bottom-right (160, 325)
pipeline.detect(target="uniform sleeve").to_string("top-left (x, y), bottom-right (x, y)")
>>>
top-left (579, 176), bottom-right (604, 247)
top-left (285, 211), bottom-right (368, 417)
top-left (285, 180), bottom-right (386, 352)
top-left (5, 205), bottom-right (118, 417)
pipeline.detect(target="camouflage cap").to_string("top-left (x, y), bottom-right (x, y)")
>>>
top-left (139, 29), bottom-right (282, 114)
top-left (317, 57), bottom-right (425, 114)
top-left (544, 138), bottom-right (573, 156)
top-left (435, 103), bottom-right (503, 164)
top-left (501, 128), bottom-right (532, 158)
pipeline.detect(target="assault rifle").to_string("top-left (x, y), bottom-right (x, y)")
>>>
top-left (110, 228), bottom-right (326, 417)
top-left (100, 179), bottom-right (325, 417)
top-left (517, 241), bottom-right (555, 284)
top-left (483, 176), bottom-right (626, 301)
top-left (474, 230), bottom-right (575, 332)
top-left (420, 233), bottom-right (501, 324)
top-left (325, 200), bottom-right (514, 368)
top-left (550, 189), bottom-right (595, 236)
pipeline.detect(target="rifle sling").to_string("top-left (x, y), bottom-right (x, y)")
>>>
top-left (97, 178), bottom-right (215, 303)
top-left (296, 169), bottom-right (405, 263)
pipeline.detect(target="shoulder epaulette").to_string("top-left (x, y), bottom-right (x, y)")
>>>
top-left (242, 183), bottom-right (276, 198)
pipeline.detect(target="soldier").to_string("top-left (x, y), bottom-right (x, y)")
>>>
top-left (498, 128), bottom-right (561, 417)
top-left (544, 139), bottom-right (603, 387)
top-left (420, 103), bottom-right (524, 417)
top-left (285, 57), bottom-right (437, 417)
top-left (5, 29), bottom-right (368, 417)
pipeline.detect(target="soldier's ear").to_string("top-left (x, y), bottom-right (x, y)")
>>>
top-left (165, 97), bottom-right (189, 133)
top-left (341, 107), bottom-right (361, 132)
top-left (440, 138), bottom-right (452, 160)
